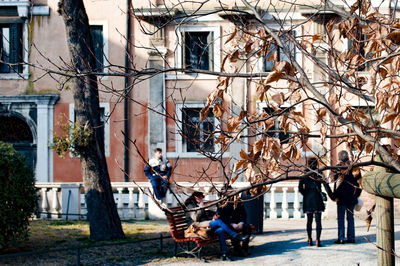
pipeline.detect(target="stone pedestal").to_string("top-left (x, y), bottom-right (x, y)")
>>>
top-left (61, 183), bottom-right (81, 220)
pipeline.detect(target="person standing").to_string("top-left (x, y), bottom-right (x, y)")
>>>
top-left (144, 148), bottom-right (172, 200)
top-left (299, 157), bottom-right (325, 247)
top-left (333, 150), bottom-right (362, 244)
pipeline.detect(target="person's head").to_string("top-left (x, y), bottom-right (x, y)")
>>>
top-left (154, 148), bottom-right (162, 160)
top-left (191, 191), bottom-right (205, 204)
top-left (307, 157), bottom-right (318, 171)
top-left (338, 150), bottom-right (349, 163)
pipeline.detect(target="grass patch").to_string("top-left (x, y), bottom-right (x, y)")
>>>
top-left (0, 219), bottom-right (173, 266)
top-left (49, 221), bottom-right (75, 226)
top-left (14, 220), bottom-right (169, 250)
top-left (107, 256), bottom-right (125, 262)
top-left (142, 250), bottom-right (169, 257)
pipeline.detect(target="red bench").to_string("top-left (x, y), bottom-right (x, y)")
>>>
top-left (165, 206), bottom-right (218, 258)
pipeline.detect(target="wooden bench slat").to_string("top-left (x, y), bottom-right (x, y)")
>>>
top-left (165, 206), bottom-right (218, 250)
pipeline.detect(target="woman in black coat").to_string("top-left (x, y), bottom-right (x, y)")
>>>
top-left (299, 157), bottom-right (325, 247)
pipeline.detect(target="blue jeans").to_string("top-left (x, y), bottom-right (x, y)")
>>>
top-left (148, 176), bottom-right (169, 200)
top-left (209, 219), bottom-right (238, 254)
top-left (337, 204), bottom-right (355, 241)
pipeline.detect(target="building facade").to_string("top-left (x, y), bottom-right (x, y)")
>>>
top-left (0, 0), bottom-right (396, 203)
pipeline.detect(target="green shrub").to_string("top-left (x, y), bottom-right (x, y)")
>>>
top-left (0, 141), bottom-right (38, 248)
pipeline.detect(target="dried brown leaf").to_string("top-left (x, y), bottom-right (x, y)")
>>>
top-left (227, 116), bottom-right (241, 132)
top-left (230, 174), bottom-right (239, 185)
top-left (254, 138), bottom-right (265, 154)
top-left (378, 67), bottom-right (388, 79)
top-left (382, 113), bottom-right (397, 124)
top-left (200, 106), bottom-right (210, 121)
top-left (316, 108), bottom-right (327, 123)
top-left (312, 34), bottom-right (322, 43)
top-left (271, 92), bottom-right (284, 106)
top-left (233, 159), bottom-right (246, 172)
top-left (225, 28), bottom-right (237, 44)
top-left (221, 54), bottom-right (229, 72)
top-left (230, 50), bottom-right (239, 62)
top-left (266, 71), bottom-right (284, 84)
top-left (366, 215), bottom-right (372, 232)
top-left (239, 110), bottom-right (247, 120)
top-left (320, 124), bottom-right (328, 145)
top-left (213, 104), bottom-right (224, 118)
top-left (245, 40), bottom-right (254, 53)
top-left (388, 30), bottom-right (400, 44)
top-left (240, 149), bottom-right (249, 160)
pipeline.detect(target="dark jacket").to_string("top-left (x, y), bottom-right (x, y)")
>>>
top-left (299, 176), bottom-right (325, 212)
top-left (144, 157), bottom-right (172, 180)
top-left (184, 197), bottom-right (215, 225)
top-left (218, 202), bottom-right (247, 228)
top-left (333, 162), bottom-right (362, 206)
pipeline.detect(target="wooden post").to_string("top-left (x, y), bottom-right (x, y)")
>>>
top-left (362, 170), bottom-right (397, 266)
top-left (376, 195), bottom-right (394, 266)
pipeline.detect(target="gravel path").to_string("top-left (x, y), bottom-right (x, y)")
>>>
top-left (2, 218), bottom-right (399, 265)
top-left (162, 219), bottom-right (400, 266)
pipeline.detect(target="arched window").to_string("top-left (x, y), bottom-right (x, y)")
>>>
top-left (0, 115), bottom-right (33, 142)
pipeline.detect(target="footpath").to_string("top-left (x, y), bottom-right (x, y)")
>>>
top-left (165, 218), bottom-right (400, 266)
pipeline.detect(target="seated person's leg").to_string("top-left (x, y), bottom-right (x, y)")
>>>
top-left (159, 178), bottom-right (169, 198)
top-left (149, 177), bottom-right (163, 200)
top-left (209, 219), bottom-right (238, 239)
top-left (241, 223), bottom-right (252, 253)
top-left (212, 227), bottom-right (228, 255)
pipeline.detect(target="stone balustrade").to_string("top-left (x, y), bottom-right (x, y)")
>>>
top-left (35, 181), bottom-right (331, 220)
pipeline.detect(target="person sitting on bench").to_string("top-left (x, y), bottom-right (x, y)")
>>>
top-left (185, 191), bottom-right (249, 261)
top-left (218, 199), bottom-right (252, 256)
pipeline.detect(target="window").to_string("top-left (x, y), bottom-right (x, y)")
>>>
top-left (184, 31), bottom-right (213, 71)
top-left (170, 102), bottom-right (221, 157)
top-left (90, 25), bottom-right (104, 72)
top-left (348, 34), bottom-right (371, 71)
top-left (263, 107), bottom-right (291, 144)
top-left (0, 23), bottom-right (22, 73)
top-left (175, 25), bottom-right (221, 75)
top-left (264, 34), bottom-right (296, 72)
top-left (182, 107), bottom-right (215, 152)
top-left (69, 103), bottom-right (110, 157)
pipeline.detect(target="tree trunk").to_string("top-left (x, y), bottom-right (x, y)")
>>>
top-left (58, 0), bottom-right (124, 240)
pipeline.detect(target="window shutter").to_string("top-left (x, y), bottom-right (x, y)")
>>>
top-left (90, 25), bottom-right (104, 72)
top-left (182, 30), bottom-right (185, 69)
top-left (9, 23), bottom-right (22, 73)
top-left (207, 31), bottom-right (214, 71)
top-left (0, 26), bottom-right (10, 73)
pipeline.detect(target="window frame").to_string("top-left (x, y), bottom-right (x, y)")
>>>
top-left (173, 25), bottom-right (221, 79)
top-left (256, 26), bottom-right (301, 73)
top-left (88, 20), bottom-right (109, 76)
top-left (167, 102), bottom-right (221, 158)
top-left (69, 102), bottom-right (110, 157)
top-left (256, 101), bottom-right (302, 143)
top-left (347, 34), bottom-right (371, 72)
top-left (0, 20), bottom-right (28, 79)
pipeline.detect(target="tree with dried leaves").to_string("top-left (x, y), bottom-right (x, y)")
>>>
top-left (57, 0), bottom-right (124, 240)
top-left (6, 0), bottom-right (400, 243)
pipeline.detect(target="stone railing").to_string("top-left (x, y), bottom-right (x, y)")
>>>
top-left (36, 181), bottom-right (331, 220)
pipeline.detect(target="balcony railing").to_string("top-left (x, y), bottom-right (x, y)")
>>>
top-left (35, 181), bottom-right (330, 220)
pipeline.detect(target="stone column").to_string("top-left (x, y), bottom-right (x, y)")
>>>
top-left (148, 26), bottom-right (167, 155)
top-left (36, 103), bottom-right (50, 182)
top-left (229, 35), bottom-right (248, 181)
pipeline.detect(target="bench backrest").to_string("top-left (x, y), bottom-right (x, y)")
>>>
top-left (165, 206), bottom-right (188, 240)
